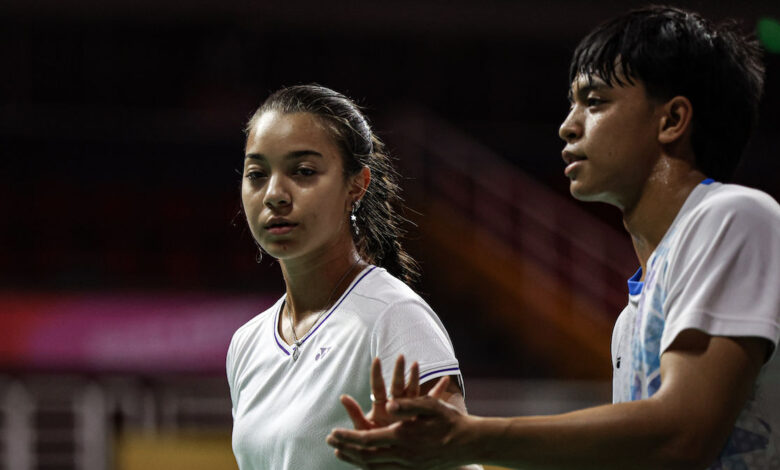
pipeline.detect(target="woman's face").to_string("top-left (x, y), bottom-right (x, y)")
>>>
top-left (242, 111), bottom-right (359, 262)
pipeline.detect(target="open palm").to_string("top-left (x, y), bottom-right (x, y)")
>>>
top-left (339, 355), bottom-right (449, 430)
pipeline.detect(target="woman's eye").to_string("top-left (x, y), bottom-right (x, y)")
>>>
top-left (296, 167), bottom-right (316, 177)
top-left (245, 170), bottom-right (266, 180)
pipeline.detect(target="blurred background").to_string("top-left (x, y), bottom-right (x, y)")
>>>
top-left (1, 0), bottom-right (779, 468)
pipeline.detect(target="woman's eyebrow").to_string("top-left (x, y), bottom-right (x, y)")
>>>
top-left (285, 150), bottom-right (323, 159)
top-left (244, 150), bottom-right (323, 161)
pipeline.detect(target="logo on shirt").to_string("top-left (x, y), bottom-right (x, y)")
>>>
top-left (315, 347), bottom-right (332, 361)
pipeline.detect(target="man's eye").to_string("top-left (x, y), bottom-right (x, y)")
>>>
top-left (587, 97), bottom-right (604, 107)
top-left (296, 168), bottom-right (316, 176)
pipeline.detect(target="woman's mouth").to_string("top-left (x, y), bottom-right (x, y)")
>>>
top-left (265, 221), bottom-right (298, 235)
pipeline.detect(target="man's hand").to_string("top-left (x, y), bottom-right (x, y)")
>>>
top-left (328, 356), bottom-right (469, 469)
top-left (338, 354), bottom-right (449, 429)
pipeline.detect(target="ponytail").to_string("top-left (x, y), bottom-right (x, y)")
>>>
top-left (352, 135), bottom-right (420, 285)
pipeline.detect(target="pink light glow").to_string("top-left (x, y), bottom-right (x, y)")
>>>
top-left (0, 292), bottom-right (274, 372)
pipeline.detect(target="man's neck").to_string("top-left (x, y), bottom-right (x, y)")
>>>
top-left (622, 158), bottom-right (707, 278)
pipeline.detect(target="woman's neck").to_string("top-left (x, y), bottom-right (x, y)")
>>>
top-left (279, 240), bottom-right (366, 323)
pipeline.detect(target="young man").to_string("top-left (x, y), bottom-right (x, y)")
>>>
top-left (327, 6), bottom-right (780, 469)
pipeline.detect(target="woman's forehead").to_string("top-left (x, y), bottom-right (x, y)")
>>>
top-left (249, 111), bottom-right (325, 138)
top-left (245, 112), bottom-right (341, 162)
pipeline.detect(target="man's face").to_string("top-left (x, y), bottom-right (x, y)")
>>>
top-left (558, 73), bottom-right (664, 211)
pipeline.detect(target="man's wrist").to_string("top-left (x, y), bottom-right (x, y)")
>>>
top-left (451, 414), bottom-right (485, 465)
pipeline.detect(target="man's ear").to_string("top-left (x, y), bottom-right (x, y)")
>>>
top-left (658, 96), bottom-right (693, 145)
top-left (348, 166), bottom-right (371, 206)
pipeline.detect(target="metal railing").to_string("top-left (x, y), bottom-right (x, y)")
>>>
top-left (0, 375), bottom-right (233, 470)
top-left (388, 109), bottom-right (636, 317)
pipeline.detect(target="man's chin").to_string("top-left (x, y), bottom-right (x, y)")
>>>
top-left (569, 183), bottom-right (625, 212)
top-left (569, 180), bottom-right (591, 201)
top-left (569, 181), bottom-right (605, 203)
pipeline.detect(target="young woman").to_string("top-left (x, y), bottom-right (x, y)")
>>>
top-left (226, 85), bottom-right (469, 470)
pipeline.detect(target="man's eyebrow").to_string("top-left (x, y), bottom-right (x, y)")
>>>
top-left (244, 150), bottom-right (323, 161)
top-left (570, 82), bottom-right (610, 102)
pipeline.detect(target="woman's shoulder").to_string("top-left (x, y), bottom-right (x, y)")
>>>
top-left (349, 266), bottom-right (431, 315)
top-left (230, 296), bottom-right (283, 347)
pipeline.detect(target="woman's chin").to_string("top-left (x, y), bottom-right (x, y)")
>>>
top-left (261, 240), bottom-right (301, 260)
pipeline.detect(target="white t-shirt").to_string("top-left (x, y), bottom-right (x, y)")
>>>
top-left (227, 265), bottom-right (463, 470)
top-left (612, 180), bottom-right (780, 469)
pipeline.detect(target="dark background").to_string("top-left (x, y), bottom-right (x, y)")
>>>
top-left (2, 0), bottom-right (779, 377)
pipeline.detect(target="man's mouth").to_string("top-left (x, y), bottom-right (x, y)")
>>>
top-left (562, 151), bottom-right (587, 166)
top-left (562, 151), bottom-right (587, 178)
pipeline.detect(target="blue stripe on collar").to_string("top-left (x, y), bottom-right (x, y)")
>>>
top-left (627, 267), bottom-right (644, 295)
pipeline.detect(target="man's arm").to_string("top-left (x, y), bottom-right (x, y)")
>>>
top-left (328, 332), bottom-right (769, 470)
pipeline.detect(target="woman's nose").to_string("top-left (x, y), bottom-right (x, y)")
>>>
top-left (263, 174), bottom-right (291, 209)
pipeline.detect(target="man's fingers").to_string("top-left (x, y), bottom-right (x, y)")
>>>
top-left (333, 448), bottom-right (366, 467)
top-left (406, 361), bottom-right (420, 398)
top-left (328, 424), bottom-right (400, 447)
top-left (427, 375), bottom-right (450, 399)
top-left (370, 357), bottom-right (388, 404)
top-left (334, 446), bottom-right (415, 469)
top-left (387, 396), bottom-right (443, 419)
top-left (390, 355), bottom-right (405, 399)
top-left (340, 395), bottom-right (371, 430)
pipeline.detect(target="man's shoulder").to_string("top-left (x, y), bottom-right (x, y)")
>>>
top-left (654, 183), bottom-right (780, 269)
top-left (698, 183), bottom-right (780, 217)
top-left (676, 183), bottom-right (780, 235)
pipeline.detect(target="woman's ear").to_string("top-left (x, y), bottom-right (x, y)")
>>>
top-left (658, 96), bottom-right (693, 145)
top-left (348, 166), bottom-right (371, 207)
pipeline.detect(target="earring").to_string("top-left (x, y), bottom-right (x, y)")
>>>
top-left (254, 241), bottom-right (264, 263)
top-left (351, 200), bottom-right (361, 235)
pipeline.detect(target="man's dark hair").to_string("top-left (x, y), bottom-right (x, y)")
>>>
top-left (569, 5), bottom-right (765, 181)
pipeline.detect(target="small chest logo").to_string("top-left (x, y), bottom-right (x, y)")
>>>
top-left (315, 347), bottom-right (332, 361)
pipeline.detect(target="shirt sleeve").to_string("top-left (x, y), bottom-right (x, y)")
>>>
top-left (369, 299), bottom-right (463, 392)
top-left (661, 191), bottom-right (780, 359)
top-left (226, 333), bottom-right (238, 419)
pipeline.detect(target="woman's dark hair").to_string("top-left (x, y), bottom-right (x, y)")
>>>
top-left (246, 84), bottom-right (420, 285)
top-left (569, 5), bottom-right (765, 181)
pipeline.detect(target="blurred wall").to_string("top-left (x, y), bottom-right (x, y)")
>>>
top-left (2, 0), bottom-right (778, 378)
top-left (1, 1), bottom-right (779, 469)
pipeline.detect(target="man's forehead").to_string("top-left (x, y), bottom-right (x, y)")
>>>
top-left (571, 73), bottom-right (609, 90)
top-left (570, 66), bottom-right (642, 94)
top-left (568, 74), bottom-right (610, 97)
